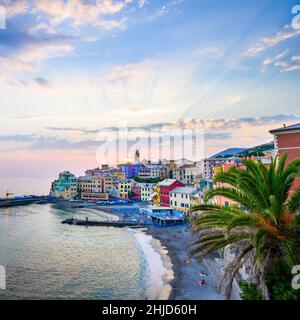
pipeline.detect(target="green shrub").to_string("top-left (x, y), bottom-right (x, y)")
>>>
top-left (266, 261), bottom-right (300, 300)
top-left (239, 281), bottom-right (263, 300)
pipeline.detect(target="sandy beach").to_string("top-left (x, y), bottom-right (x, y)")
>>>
top-left (54, 201), bottom-right (225, 300)
top-left (146, 225), bottom-right (225, 300)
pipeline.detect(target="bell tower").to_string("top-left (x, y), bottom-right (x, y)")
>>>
top-left (134, 149), bottom-right (140, 164)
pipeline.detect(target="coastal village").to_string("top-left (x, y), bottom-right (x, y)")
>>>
top-left (48, 122), bottom-right (300, 299)
top-left (50, 122), bottom-right (298, 211)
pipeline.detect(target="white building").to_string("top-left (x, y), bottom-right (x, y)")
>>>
top-left (143, 164), bottom-right (165, 179)
top-left (140, 183), bottom-right (156, 203)
top-left (170, 187), bottom-right (199, 212)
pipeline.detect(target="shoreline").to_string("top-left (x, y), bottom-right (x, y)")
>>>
top-left (145, 225), bottom-right (225, 300)
top-left (130, 228), bottom-right (174, 300)
top-left (53, 202), bottom-right (225, 300)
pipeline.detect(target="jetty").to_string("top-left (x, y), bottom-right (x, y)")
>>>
top-left (0, 195), bottom-right (54, 208)
top-left (61, 217), bottom-right (148, 228)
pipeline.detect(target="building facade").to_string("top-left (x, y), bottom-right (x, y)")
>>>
top-left (112, 179), bottom-right (133, 199)
top-left (50, 171), bottom-right (77, 199)
top-left (157, 179), bottom-right (185, 207)
top-left (173, 164), bottom-right (201, 186)
top-left (200, 157), bottom-right (238, 180)
top-left (170, 187), bottom-right (198, 212)
top-left (270, 123), bottom-right (300, 189)
top-left (77, 176), bottom-right (113, 194)
top-left (140, 183), bottom-right (156, 203)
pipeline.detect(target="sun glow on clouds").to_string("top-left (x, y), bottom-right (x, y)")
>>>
top-left (0, 0), bottom-right (300, 187)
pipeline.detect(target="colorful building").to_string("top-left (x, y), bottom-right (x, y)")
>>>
top-left (138, 165), bottom-right (151, 180)
top-left (77, 176), bottom-right (113, 193)
top-left (200, 157), bottom-right (238, 180)
top-left (50, 171), bottom-right (77, 199)
top-left (173, 164), bottom-right (201, 186)
top-left (140, 183), bottom-right (156, 203)
top-left (213, 163), bottom-right (238, 207)
top-left (132, 184), bottom-right (142, 201)
top-left (270, 123), bottom-right (300, 189)
top-left (118, 164), bottom-right (140, 179)
top-left (81, 192), bottom-right (109, 201)
top-left (113, 179), bottom-right (133, 199)
top-left (157, 179), bottom-right (185, 207)
top-left (114, 171), bottom-right (126, 180)
top-left (170, 187), bottom-right (199, 212)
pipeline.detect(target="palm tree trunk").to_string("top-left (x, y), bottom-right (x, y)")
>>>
top-left (255, 270), bottom-right (270, 300)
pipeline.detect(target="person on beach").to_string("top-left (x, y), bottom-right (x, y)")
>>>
top-left (199, 279), bottom-right (206, 286)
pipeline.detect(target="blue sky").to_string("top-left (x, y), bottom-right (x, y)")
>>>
top-left (0, 0), bottom-right (300, 191)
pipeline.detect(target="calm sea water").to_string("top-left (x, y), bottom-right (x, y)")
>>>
top-left (0, 204), bottom-right (150, 299)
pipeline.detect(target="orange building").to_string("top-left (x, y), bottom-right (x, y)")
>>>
top-left (270, 123), bottom-right (300, 189)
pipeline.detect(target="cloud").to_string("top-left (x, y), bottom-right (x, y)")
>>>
top-left (271, 53), bottom-right (300, 72)
top-left (262, 49), bottom-right (289, 66)
top-left (0, 27), bottom-right (76, 86)
top-left (245, 25), bottom-right (300, 56)
top-left (0, 134), bottom-right (106, 151)
top-left (33, 77), bottom-right (52, 88)
top-left (138, 0), bottom-right (147, 8)
top-left (228, 96), bottom-right (242, 105)
top-left (0, 28), bottom-right (76, 61)
top-left (291, 55), bottom-right (300, 62)
top-left (279, 64), bottom-right (300, 72)
top-left (46, 114), bottom-right (299, 134)
top-left (31, 0), bottom-right (133, 30)
top-left (1, 0), bottom-right (29, 17)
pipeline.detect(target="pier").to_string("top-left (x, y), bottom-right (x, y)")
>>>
top-left (61, 217), bottom-right (149, 228)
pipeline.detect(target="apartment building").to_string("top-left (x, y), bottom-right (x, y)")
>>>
top-left (170, 187), bottom-right (199, 212)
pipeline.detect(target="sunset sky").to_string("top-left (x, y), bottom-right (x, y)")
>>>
top-left (1, 0), bottom-right (300, 194)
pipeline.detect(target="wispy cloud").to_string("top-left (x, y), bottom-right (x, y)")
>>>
top-left (33, 77), bottom-right (52, 88)
top-left (46, 114), bottom-right (299, 133)
top-left (245, 24), bottom-right (300, 56)
top-left (262, 49), bottom-right (289, 66)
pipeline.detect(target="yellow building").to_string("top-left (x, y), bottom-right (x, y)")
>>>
top-left (114, 171), bottom-right (126, 180)
top-left (59, 187), bottom-right (77, 200)
top-left (112, 179), bottom-right (133, 199)
top-left (156, 185), bottom-right (161, 206)
top-left (212, 166), bottom-right (223, 177)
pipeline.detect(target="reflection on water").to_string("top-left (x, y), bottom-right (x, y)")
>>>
top-left (0, 204), bottom-right (147, 299)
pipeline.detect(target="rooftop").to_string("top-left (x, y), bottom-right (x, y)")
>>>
top-left (171, 187), bottom-right (198, 194)
top-left (157, 179), bottom-right (177, 186)
top-left (269, 123), bottom-right (300, 134)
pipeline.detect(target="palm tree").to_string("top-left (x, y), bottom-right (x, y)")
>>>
top-left (189, 153), bottom-right (300, 299)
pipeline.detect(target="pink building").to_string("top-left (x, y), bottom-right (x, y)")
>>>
top-left (270, 123), bottom-right (300, 189)
top-left (132, 185), bottom-right (141, 201)
top-left (214, 164), bottom-right (237, 207)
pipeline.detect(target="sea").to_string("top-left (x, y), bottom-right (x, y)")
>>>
top-left (0, 204), bottom-right (171, 300)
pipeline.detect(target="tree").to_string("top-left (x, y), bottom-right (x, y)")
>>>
top-left (189, 154), bottom-right (300, 299)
